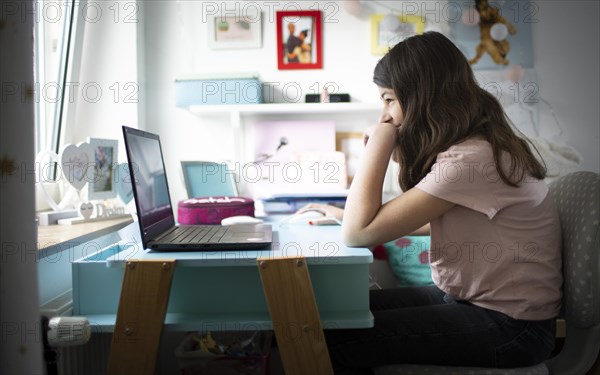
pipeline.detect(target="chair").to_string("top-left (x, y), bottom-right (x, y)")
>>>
top-left (180, 161), bottom-right (238, 198)
top-left (375, 171), bottom-right (600, 375)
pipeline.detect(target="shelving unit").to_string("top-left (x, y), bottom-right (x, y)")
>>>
top-left (187, 102), bottom-right (381, 166)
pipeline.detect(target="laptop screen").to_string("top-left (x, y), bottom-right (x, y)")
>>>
top-left (123, 127), bottom-right (174, 234)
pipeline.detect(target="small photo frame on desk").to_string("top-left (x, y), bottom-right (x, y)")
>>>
top-left (277, 10), bottom-right (322, 70)
top-left (370, 14), bottom-right (425, 55)
top-left (208, 10), bottom-right (262, 49)
top-left (87, 137), bottom-right (118, 201)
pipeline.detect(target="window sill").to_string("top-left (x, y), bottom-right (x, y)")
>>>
top-left (37, 215), bottom-right (134, 259)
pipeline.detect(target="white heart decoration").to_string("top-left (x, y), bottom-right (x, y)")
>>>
top-left (79, 202), bottom-right (94, 219)
top-left (35, 150), bottom-right (62, 211)
top-left (60, 142), bottom-right (94, 191)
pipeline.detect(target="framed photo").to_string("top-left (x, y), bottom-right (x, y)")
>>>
top-left (86, 137), bottom-right (118, 201)
top-left (370, 14), bottom-right (425, 55)
top-left (335, 132), bottom-right (365, 187)
top-left (276, 10), bottom-right (322, 70)
top-left (208, 10), bottom-right (262, 49)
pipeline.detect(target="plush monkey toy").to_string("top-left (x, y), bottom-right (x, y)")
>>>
top-left (469, 0), bottom-right (517, 65)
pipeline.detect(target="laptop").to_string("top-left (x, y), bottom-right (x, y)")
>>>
top-left (122, 126), bottom-right (272, 251)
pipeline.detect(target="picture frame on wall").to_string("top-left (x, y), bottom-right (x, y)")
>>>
top-left (452, 1), bottom-right (534, 69)
top-left (276, 10), bottom-right (322, 70)
top-left (370, 14), bottom-right (425, 55)
top-left (86, 137), bottom-right (118, 201)
top-left (208, 10), bottom-right (263, 50)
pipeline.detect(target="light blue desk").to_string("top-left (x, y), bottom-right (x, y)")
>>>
top-left (72, 221), bottom-right (374, 332)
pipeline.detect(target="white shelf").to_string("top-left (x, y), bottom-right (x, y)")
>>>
top-left (188, 102), bottom-right (381, 115)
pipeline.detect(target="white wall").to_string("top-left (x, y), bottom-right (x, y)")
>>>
top-left (148, 1), bottom-right (387, 104)
top-left (532, 0), bottom-right (600, 173)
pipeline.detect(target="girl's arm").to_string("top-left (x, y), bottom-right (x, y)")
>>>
top-left (341, 123), bottom-right (454, 247)
top-left (411, 223), bottom-right (430, 236)
top-left (296, 205), bottom-right (429, 235)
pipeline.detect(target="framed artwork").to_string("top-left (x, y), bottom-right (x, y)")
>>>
top-left (86, 137), bottom-right (118, 201)
top-left (370, 14), bottom-right (425, 55)
top-left (208, 11), bottom-right (262, 49)
top-left (452, 0), bottom-right (534, 69)
top-left (335, 132), bottom-right (364, 187)
top-left (276, 10), bottom-right (322, 70)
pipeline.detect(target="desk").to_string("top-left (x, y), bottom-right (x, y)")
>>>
top-left (74, 222), bottom-right (373, 329)
top-left (72, 221), bottom-right (373, 374)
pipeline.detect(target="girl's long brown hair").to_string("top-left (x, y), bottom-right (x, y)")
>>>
top-left (373, 31), bottom-right (546, 191)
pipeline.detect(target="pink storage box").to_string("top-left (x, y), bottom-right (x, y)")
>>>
top-left (178, 196), bottom-right (255, 225)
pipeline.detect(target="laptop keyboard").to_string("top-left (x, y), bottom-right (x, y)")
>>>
top-left (162, 226), bottom-right (229, 244)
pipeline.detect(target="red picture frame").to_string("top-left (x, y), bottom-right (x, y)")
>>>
top-left (276, 10), bottom-right (322, 70)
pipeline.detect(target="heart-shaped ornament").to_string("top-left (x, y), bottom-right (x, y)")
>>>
top-left (60, 142), bottom-right (93, 191)
top-left (79, 202), bottom-right (94, 219)
top-left (35, 150), bottom-right (62, 211)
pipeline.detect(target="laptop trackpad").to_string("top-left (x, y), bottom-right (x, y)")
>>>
top-left (224, 232), bottom-right (270, 241)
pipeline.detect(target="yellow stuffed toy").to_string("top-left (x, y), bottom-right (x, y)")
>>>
top-left (469, 0), bottom-right (517, 65)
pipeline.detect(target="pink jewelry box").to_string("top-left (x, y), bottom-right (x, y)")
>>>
top-left (177, 196), bottom-right (255, 225)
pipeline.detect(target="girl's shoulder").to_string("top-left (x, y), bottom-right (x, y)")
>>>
top-left (438, 137), bottom-right (493, 164)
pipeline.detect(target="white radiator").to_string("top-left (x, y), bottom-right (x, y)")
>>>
top-left (56, 332), bottom-right (111, 375)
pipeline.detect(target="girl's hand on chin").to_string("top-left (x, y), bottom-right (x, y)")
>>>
top-left (363, 123), bottom-right (399, 146)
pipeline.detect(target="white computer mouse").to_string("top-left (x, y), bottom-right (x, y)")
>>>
top-left (288, 210), bottom-right (325, 224)
top-left (221, 216), bottom-right (264, 225)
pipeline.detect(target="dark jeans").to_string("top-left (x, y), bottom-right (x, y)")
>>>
top-left (325, 286), bottom-right (556, 374)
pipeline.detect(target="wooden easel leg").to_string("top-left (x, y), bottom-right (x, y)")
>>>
top-left (107, 260), bottom-right (175, 375)
top-left (257, 256), bottom-right (334, 375)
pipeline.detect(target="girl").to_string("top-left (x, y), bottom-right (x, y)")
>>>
top-left (318, 31), bottom-right (562, 373)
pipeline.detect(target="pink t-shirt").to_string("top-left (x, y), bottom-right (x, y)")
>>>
top-left (415, 138), bottom-right (562, 320)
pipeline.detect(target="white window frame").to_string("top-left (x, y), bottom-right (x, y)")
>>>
top-left (34, 0), bottom-right (86, 156)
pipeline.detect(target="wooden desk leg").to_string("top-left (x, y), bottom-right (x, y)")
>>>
top-left (107, 260), bottom-right (175, 375)
top-left (257, 256), bottom-right (334, 375)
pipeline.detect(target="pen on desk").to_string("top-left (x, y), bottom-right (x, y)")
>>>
top-left (309, 217), bottom-right (340, 226)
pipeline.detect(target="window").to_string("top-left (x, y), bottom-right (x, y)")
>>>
top-left (34, 0), bottom-right (79, 154)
